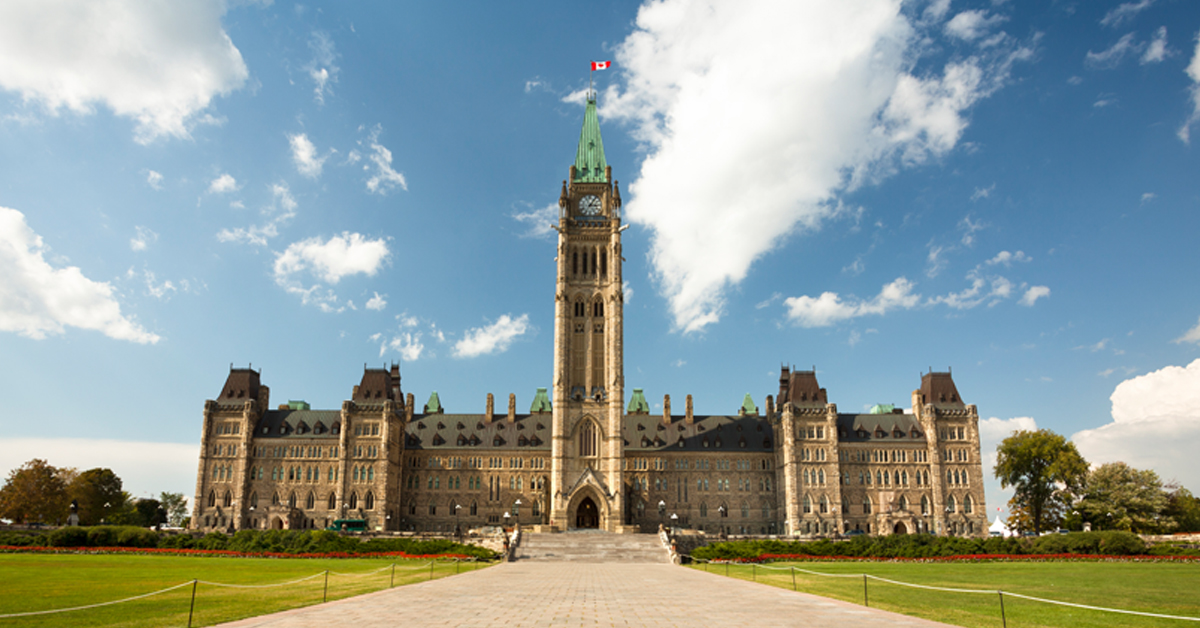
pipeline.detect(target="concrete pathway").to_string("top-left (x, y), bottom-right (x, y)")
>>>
top-left (213, 561), bottom-right (958, 628)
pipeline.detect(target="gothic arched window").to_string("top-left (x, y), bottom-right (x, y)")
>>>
top-left (306, 492), bottom-right (315, 510)
top-left (579, 421), bottom-right (598, 457)
top-left (349, 492), bottom-right (358, 510)
top-left (328, 493), bottom-right (337, 510)
top-left (365, 492), bottom-right (375, 510)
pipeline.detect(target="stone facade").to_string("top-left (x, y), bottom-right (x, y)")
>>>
top-left (191, 98), bottom-right (988, 538)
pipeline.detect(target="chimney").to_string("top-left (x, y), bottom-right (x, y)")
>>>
top-left (663, 394), bottom-right (671, 425)
top-left (766, 395), bottom-right (775, 419)
top-left (685, 394), bottom-right (694, 425)
top-left (353, 385), bottom-right (360, 398)
top-left (486, 393), bottom-right (494, 424)
top-left (405, 392), bottom-right (414, 422)
top-left (507, 393), bottom-right (516, 423)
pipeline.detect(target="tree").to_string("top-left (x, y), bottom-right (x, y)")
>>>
top-left (1075, 462), bottom-right (1171, 533)
top-left (159, 492), bottom-right (189, 527)
top-left (1165, 487), bottom-right (1200, 532)
top-left (68, 468), bottom-right (126, 526)
top-left (994, 429), bottom-right (1088, 534)
top-left (0, 459), bottom-right (70, 524)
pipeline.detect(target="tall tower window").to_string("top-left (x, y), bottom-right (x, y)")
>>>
top-left (572, 251), bottom-right (578, 275)
top-left (593, 301), bottom-right (603, 317)
top-left (579, 421), bottom-right (598, 457)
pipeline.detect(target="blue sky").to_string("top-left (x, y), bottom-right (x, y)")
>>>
top-left (2, 0), bottom-right (1199, 519)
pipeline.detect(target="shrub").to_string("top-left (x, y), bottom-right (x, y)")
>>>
top-left (46, 527), bottom-right (88, 547)
top-left (196, 532), bottom-right (229, 550)
top-left (116, 526), bottom-right (159, 548)
top-left (86, 526), bottom-right (118, 547)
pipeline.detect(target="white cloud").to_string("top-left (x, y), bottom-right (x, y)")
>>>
top-left (1086, 33), bottom-right (1137, 69)
top-left (140, 269), bottom-right (176, 300)
top-left (130, 225), bottom-right (158, 252)
top-left (959, 214), bottom-right (986, 246)
top-left (0, 206), bottom-right (159, 343)
top-left (756, 292), bottom-right (783, 310)
top-left (1075, 338), bottom-right (1109, 352)
top-left (0, 0), bottom-right (248, 143)
top-left (985, 250), bottom-right (1030, 266)
top-left (926, 243), bottom-right (948, 278)
top-left (208, 173), bottom-right (239, 194)
top-left (384, 333), bottom-right (424, 361)
top-left (598, 0), bottom-right (1031, 333)
top-left (1073, 359), bottom-right (1200, 491)
top-left (924, 0), bottom-right (952, 22)
top-left (306, 31), bottom-right (339, 105)
top-left (970, 183), bottom-right (996, 201)
top-left (1101, 0), bottom-right (1155, 28)
top-left (1175, 316), bottom-right (1200, 345)
top-left (274, 232), bottom-right (390, 285)
top-left (1141, 26), bottom-right (1168, 64)
top-left (512, 203), bottom-right (559, 239)
top-left (145, 170), bottom-right (164, 190)
top-left (289, 133), bottom-right (328, 178)
top-left (1140, 192), bottom-right (1156, 204)
top-left (945, 10), bottom-right (1008, 42)
top-left (453, 314), bottom-right (531, 358)
top-left (0, 438), bottom-right (199, 499)
top-left (928, 271), bottom-right (1013, 309)
top-left (784, 277), bottom-right (919, 327)
top-left (363, 125), bottom-right (407, 194)
top-left (623, 280), bottom-right (634, 304)
top-left (366, 292), bottom-right (387, 311)
top-left (1179, 33), bottom-right (1200, 143)
top-left (1019, 285), bottom-right (1050, 306)
top-left (216, 183), bottom-right (296, 246)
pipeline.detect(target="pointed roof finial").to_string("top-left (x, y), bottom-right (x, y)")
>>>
top-left (574, 98), bottom-right (608, 183)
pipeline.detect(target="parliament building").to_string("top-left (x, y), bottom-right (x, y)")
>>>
top-left (192, 99), bottom-right (988, 538)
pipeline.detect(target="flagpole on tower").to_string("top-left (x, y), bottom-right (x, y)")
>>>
top-left (589, 61), bottom-right (594, 99)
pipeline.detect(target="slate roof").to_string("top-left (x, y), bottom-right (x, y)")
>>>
top-left (254, 410), bottom-right (342, 439)
top-left (405, 414), bottom-right (552, 450)
top-left (836, 413), bottom-right (926, 444)
top-left (623, 415), bottom-right (774, 453)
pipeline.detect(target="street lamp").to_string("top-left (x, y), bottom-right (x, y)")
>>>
top-left (658, 500), bottom-right (666, 529)
top-left (503, 511), bottom-right (511, 531)
top-left (514, 499), bottom-right (522, 519)
top-left (454, 504), bottom-right (462, 540)
top-left (669, 513), bottom-right (678, 534)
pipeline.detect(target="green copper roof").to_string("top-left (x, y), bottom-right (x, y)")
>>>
top-left (869, 403), bottom-right (896, 414)
top-left (287, 400), bottom-right (310, 410)
top-left (573, 99), bottom-right (608, 183)
top-left (424, 391), bottom-right (442, 414)
top-left (627, 388), bottom-right (649, 414)
top-left (530, 387), bottom-right (552, 413)
top-left (740, 393), bottom-right (758, 415)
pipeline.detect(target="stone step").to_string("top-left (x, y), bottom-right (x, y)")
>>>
top-left (514, 532), bottom-right (668, 563)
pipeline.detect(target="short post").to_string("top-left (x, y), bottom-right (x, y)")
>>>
top-left (323, 570), bottom-right (329, 603)
top-left (999, 590), bottom-right (1007, 628)
top-left (752, 563), bottom-right (756, 581)
top-left (187, 579), bottom-right (198, 628)
top-left (429, 561), bottom-right (435, 581)
top-left (391, 563), bottom-right (396, 588)
top-left (863, 574), bottom-right (869, 607)
top-left (791, 567), bottom-right (797, 591)
top-left (725, 562), bottom-right (729, 577)
top-left (456, 559), bottom-right (461, 575)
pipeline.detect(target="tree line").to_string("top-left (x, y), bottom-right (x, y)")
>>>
top-left (0, 459), bottom-right (189, 528)
top-left (995, 429), bottom-right (1200, 534)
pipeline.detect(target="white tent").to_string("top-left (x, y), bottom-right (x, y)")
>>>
top-left (989, 516), bottom-right (1015, 537)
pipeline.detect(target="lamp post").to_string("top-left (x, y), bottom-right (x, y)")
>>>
top-left (670, 513), bottom-right (678, 534)
top-left (718, 506), bottom-right (727, 538)
top-left (454, 504), bottom-right (462, 540)
top-left (503, 511), bottom-right (511, 531)
top-left (514, 499), bottom-right (522, 521)
top-left (658, 500), bottom-right (666, 530)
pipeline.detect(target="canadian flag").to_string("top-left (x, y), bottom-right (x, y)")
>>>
top-left (591, 61), bottom-right (612, 71)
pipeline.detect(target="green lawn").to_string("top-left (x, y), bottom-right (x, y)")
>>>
top-left (0, 553), bottom-right (491, 627)
top-left (691, 560), bottom-right (1200, 628)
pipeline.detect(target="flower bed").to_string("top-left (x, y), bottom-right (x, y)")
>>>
top-left (705, 552), bottom-right (1200, 563)
top-left (0, 545), bottom-right (477, 560)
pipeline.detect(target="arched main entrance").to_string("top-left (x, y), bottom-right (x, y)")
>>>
top-left (576, 497), bottom-right (599, 529)
top-left (893, 522), bottom-right (908, 535)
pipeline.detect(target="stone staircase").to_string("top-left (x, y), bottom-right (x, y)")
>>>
top-left (513, 532), bottom-right (669, 563)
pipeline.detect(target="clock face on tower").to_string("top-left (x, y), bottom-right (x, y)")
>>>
top-left (579, 195), bottom-right (602, 216)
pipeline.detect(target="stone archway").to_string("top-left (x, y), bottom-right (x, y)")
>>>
top-left (271, 516), bottom-right (284, 530)
top-left (893, 522), bottom-right (908, 535)
top-left (576, 497), bottom-right (599, 529)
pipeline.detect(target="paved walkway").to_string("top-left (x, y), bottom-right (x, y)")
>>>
top-left (214, 562), bottom-right (957, 628)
